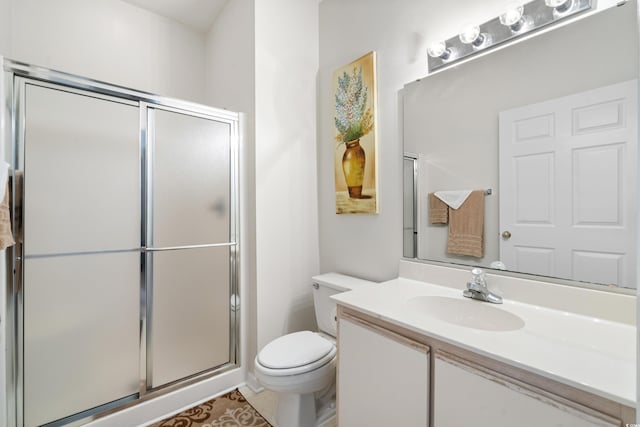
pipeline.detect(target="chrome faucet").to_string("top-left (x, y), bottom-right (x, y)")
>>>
top-left (463, 268), bottom-right (503, 304)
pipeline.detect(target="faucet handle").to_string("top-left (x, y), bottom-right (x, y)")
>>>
top-left (471, 268), bottom-right (485, 283)
top-left (465, 268), bottom-right (503, 304)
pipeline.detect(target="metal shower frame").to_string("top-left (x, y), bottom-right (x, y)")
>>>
top-left (2, 58), bottom-right (241, 427)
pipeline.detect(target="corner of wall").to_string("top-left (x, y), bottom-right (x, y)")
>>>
top-left (254, 0), bottom-right (320, 350)
top-left (204, 0), bottom-right (258, 380)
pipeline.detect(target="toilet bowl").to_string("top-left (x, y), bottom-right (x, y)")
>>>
top-left (255, 331), bottom-right (337, 427)
top-left (254, 273), bottom-right (375, 427)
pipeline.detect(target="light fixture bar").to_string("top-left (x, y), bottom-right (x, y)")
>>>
top-left (427, 0), bottom-right (592, 73)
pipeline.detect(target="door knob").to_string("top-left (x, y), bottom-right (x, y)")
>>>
top-left (502, 231), bottom-right (512, 239)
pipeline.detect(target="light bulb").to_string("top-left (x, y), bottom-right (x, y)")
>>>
top-left (459, 25), bottom-right (486, 48)
top-left (499, 5), bottom-right (525, 32)
top-left (459, 25), bottom-right (480, 44)
top-left (545, 0), bottom-right (573, 13)
top-left (427, 41), bottom-right (451, 60)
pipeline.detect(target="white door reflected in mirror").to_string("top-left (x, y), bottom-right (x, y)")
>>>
top-left (499, 80), bottom-right (637, 288)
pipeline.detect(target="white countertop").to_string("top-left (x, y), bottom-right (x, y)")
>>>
top-left (332, 277), bottom-right (636, 407)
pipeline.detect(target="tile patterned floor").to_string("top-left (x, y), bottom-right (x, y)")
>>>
top-left (147, 388), bottom-right (272, 427)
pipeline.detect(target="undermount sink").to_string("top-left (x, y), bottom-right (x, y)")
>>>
top-left (405, 296), bottom-right (525, 332)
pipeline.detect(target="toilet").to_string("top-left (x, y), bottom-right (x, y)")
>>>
top-left (254, 273), bottom-right (374, 427)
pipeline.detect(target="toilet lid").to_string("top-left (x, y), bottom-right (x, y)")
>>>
top-left (257, 331), bottom-right (334, 369)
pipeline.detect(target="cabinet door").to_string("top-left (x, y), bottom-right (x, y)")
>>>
top-left (434, 352), bottom-right (621, 427)
top-left (338, 316), bottom-right (429, 427)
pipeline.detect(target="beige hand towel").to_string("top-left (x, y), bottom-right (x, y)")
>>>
top-left (0, 181), bottom-right (15, 249)
top-left (428, 192), bottom-right (448, 224)
top-left (447, 190), bottom-right (484, 258)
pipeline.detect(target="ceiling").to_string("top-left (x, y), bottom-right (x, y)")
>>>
top-left (120, 0), bottom-right (229, 32)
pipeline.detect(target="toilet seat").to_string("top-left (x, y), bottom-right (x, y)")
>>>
top-left (256, 331), bottom-right (337, 377)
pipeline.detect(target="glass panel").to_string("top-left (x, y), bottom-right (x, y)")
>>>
top-left (23, 253), bottom-right (140, 427)
top-left (150, 246), bottom-right (230, 388)
top-left (23, 84), bottom-right (140, 255)
top-left (152, 109), bottom-right (231, 247)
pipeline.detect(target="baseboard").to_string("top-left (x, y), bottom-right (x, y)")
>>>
top-left (245, 372), bottom-right (263, 393)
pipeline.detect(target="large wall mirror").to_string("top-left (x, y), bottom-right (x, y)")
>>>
top-left (403, 1), bottom-right (638, 290)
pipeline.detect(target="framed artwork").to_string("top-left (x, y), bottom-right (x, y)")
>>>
top-left (333, 51), bottom-right (378, 214)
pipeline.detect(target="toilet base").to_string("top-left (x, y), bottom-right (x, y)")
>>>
top-left (274, 382), bottom-right (336, 427)
top-left (276, 392), bottom-right (316, 427)
top-left (315, 399), bottom-right (336, 426)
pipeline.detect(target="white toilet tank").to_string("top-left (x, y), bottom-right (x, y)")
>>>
top-left (312, 273), bottom-right (375, 338)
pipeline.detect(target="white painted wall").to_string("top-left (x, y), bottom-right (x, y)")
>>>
top-left (318, 0), bottom-right (434, 281)
top-left (318, 0), bottom-right (627, 282)
top-left (254, 0), bottom-right (321, 352)
top-left (0, 0), bottom-right (11, 56)
top-left (206, 0), bottom-right (254, 113)
top-left (1, 0), bottom-right (207, 103)
top-left (204, 0), bottom-right (257, 382)
top-left (205, 0), bottom-right (322, 381)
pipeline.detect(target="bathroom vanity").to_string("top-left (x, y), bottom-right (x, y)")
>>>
top-left (385, 1), bottom-right (638, 424)
top-left (333, 261), bottom-right (636, 427)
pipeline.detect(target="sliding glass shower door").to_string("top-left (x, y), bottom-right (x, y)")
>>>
top-left (7, 62), bottom-right (240, 427)
top-left (21, 83), bottom-right (141, 427)
top-left (146, 108), bottom-right (234, 388)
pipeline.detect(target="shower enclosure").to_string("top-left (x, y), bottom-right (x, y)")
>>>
top-left (2, 60), bottom-right (240, 427)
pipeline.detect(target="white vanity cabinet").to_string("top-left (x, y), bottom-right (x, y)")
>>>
top-left (336, 305), bottom-right (634, 427)
top-left (337, 315), bottom-right (430, 427)
top-left (434, 352), bottom-right (621, 427)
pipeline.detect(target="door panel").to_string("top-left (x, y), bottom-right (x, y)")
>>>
top-left (151, 109), bottom-right (231, 248)
top-left (513, 153), bottom-right (555, 224)
top-left (149, 246), bottom-right (231, 388)
top-left (23, 84), bottom-right (140, 255)
top-left (572, 144), bottom-right (622, 225)
top-left (23, 253), bottom-right (140, 427)
top-left (514, 246), bottom-right (555, 277)
top-left (499, 80), bottom-right (637, 287)
top-left (572, 250), bottom-right (624, 285)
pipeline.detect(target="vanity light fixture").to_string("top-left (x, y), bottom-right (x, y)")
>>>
top-left (458, 25), bottom-right (488, 48)
top-left (545, 0), bottom-right (574, 14)
top-left (499, 4), bottom-right (527, 32)
top-left (426, 0), bottom-right (592, 73)
top-left (427, 41), bottom-right (452, 60)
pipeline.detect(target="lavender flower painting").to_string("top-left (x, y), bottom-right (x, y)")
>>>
top-left (333, 51), bottom-right (378, 214)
